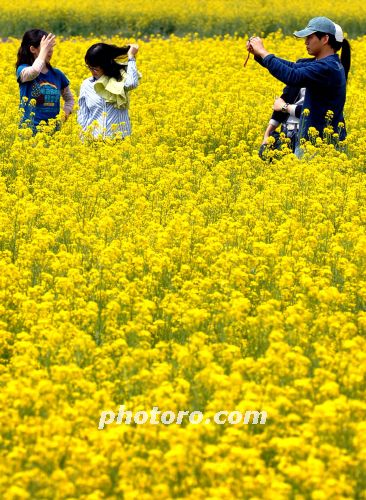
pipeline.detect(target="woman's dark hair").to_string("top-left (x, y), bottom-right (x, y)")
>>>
top-left (315, 32), bottom-right (351, 80)
top-left (16, 29), bottom-right (49, 69)
top-left (85, 43), bottom-right (130, 81)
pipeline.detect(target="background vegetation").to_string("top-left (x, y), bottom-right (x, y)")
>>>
top-left (0, 0), bottom-right (365, 38)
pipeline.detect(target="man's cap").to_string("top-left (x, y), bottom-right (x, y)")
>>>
top-left (293, 17), bottom-right (344, 42)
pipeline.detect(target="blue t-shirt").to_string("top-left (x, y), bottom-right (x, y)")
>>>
top-left (17, 65), bottom-right (69, 127)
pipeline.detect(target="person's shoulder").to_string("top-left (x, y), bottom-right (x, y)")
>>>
top-left (79, 77), bottom-right (94, 90)
top-left (51, 67), bottom-right (69, 80)
top-left (316, 55), bottom-right (339, 70)
top-left (16, 64), bottom-right (29, 75)
top-left (316, 55), bottom-right (339, 64)
top-left (327, 54), bottom-right (342, 65)
top-left (16, 64), bottom-right (31, 83)
top-left (325, 55), bottom-right (346, 76)
top-left (51, 67), bottom-right (71, 88)
top-left (51, 67), bottom-right (65, 75)
top-left (309, 56), bottom-right (338, 78)
top-left (80, 77), bottom-right (94, 86)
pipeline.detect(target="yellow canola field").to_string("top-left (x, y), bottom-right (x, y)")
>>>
top-left (1, 34), bottom-right (366, 498)
top-left (0, 0), bottom-right (366, 36)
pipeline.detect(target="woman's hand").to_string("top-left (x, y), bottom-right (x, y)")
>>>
top-left (128, 44), bottom-right (139, 59)
top-left (247, 37), bottom-right (270, 58)
top-left (39, 33), bottom-right (56, 60)
top-left (273, 97), bottom-right (287, 112)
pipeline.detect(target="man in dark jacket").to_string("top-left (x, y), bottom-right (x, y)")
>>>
top-left (248, 17), bottom-right (349, 157)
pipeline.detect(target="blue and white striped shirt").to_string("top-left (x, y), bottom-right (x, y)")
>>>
top-left (77, 59), bottom-right (139, 138)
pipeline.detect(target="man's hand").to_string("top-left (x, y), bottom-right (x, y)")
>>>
top-left (246, 40), bottom-right (254, 54)
top-left (247, 36), bottom-right (270, 59)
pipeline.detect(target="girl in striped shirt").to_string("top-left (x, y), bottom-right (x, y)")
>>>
top-left (77, 42), bottom-right (140, 139)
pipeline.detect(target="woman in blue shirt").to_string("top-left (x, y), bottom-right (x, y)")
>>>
top-left (16, 29), bottom-right (74, 133)
top-left (247, 17), bottom-right (351, 149)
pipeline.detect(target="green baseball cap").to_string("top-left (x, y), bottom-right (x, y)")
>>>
top-left (293, 17), bottom-right (344, 42)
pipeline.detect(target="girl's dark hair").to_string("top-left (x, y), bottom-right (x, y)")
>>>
top-left (315, 32), bottom-right (351, 80)
top-left (16, 29), bottom-right (49, 69)
top-left (85, 43), bottom-right (130, 81)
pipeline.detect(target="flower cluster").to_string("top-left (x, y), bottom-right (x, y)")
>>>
top-left (0, 33), bottom-right (366, 498)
